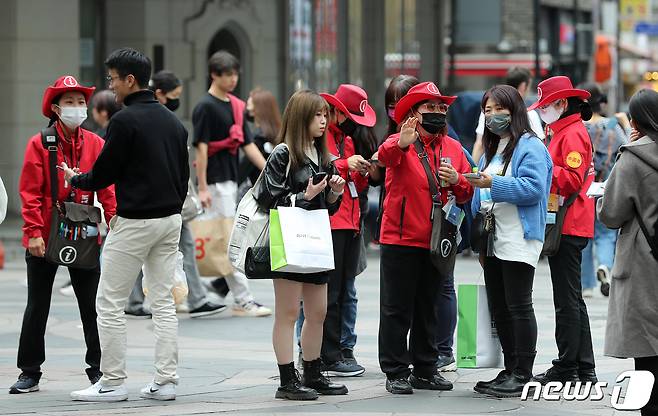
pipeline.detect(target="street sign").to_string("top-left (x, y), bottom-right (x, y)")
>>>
top-left (635, 21), bottom-right (658, 35)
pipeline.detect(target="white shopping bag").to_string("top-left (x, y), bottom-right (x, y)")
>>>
top-left (227, 187), bottom-right (269, 274)
top-left (269, 206), bottom-right (334, 274)
top-left (456, 284), bottom-right (503, 368)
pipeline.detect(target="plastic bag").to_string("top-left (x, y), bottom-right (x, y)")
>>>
top-left (143, 251), bottom-right (188, 305)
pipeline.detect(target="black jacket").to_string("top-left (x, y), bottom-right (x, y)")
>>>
top-left (72, 90), bottom-right (189, 219)
top-left (253, 142), bottom-right (341, 214)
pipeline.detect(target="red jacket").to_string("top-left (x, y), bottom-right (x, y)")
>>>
top-left (327, 125), bottom-right (368, 231)
top-left (378, 133), bottom-right (473, 249)
top-left (547, 113), bottom-right (595, 238)
top-left (19, 123), bottom-right (117, 248)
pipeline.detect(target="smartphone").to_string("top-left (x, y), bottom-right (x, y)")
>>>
top-left (312, 172), bottom-right (328, 185)
top-left (368, 158), bottom-right (382, 167)
top-left (463, 172), bottom-right (481, 179)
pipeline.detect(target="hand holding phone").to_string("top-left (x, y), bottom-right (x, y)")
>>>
top-left (463, 172), bottom-right (481, 179)
top-left (312, 172), bottom-right (328, 185)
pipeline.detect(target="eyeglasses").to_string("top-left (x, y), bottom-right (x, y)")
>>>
top-left (418, 102), bottom-right (449, 113)
top-left (106, 75), bottom-right (122, 85)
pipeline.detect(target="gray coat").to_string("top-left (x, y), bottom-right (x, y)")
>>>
top-left (597, 136), bottom-right (658, 358)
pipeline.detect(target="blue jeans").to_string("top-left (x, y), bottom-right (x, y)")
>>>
top-left (581, 219), bottom-right (617, 290)
top-left (436, 274), bottom-right (457, 357)
top-left (295, 276), bottom-right (358, 352)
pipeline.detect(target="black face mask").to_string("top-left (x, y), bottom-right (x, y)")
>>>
top-left (245, 112), bottom-right (255, 123)
top-left (419, 112), bottom-right (446, 135)
top-left (164, 98), bottom-right (180, 112)
top-left (338, 117), bottom-right (357, 137)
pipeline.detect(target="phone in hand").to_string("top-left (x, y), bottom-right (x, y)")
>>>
top-left (312, 172), bottom-right (328, 185)
top-left (368, 158), bottom-right (382, 167)
top-left (463, 172), bottom-right (481, 179)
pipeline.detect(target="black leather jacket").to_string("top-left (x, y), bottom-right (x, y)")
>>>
top-left (254, 142), bottom-right (341, 214)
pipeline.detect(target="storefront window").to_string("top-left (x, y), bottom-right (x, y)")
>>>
top-left (315, 0), bottom-right (339, 92)
top-left (348, 0), bottom-right (363, 85)
top-left (289, 0), bottom-right (313, 91)
top-left (385, 0), bottom-right (420, 84)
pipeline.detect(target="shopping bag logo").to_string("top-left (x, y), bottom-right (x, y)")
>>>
top-left (59, 246), bottom-right (77, 265)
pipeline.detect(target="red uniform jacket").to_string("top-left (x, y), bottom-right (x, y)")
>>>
top-left (378, 133), bottom-right (473, 249)
top-left (19, 123), bottom-right (117, 248)
top-left (548, 113), bottom-right (595, 238)
top-left (326, 125), bottom-right (368, 231)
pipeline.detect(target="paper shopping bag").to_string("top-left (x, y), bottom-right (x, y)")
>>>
top-left (189, 216), bottom-right (235, 277)
top-left (456, 284), bottom-right (503, 368)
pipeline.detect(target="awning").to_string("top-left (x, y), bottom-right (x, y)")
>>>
top-left (445, 53), bottom-right (553, 77)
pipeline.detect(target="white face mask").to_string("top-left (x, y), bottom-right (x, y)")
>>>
top-left (58, 106), bottom-right (88, 129)
top-left (538, 102), bottom-right (564, 125)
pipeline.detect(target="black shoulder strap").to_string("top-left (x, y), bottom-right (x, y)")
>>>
top-left (564, 169), bottom-right (588, 208)
top-left (41, 127), bottom-right (59, 208)
top-left (413, 140), bottom-right (441, 203)
top-left (634, 203), bottom-right (658, 262)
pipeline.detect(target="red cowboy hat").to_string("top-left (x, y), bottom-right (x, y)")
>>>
top-left (528, 76), bottom-right (590, 111)
top-left (393, 82), bottom-right (457, 124)
top-left (320, 84), bottom-right (376, 127)
top-left (42, 75), bottom-right (95, 118)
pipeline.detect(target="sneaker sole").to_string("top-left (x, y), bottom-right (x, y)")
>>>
top-left (275, 390), bottom-right (318, 400)
top-left (190, 307), bottom-right (227, 318)
top-left (324, 368), bottom-right (365, 377)
top-left (9, 385), bottom-right (39, 394)
top-left (232, 309), bottom-right (272, 317)
top-left (70, 393), bottom-right (128, 402)
top-left (438, 362), bottom-right (457, 372)
top-left (140, 392), bottom-right (176, 401)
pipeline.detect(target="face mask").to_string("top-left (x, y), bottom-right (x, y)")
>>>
top-left (485, 114), bottom-right (511, 135)
top-left (538, 103), bottom-right (563, 125)
top-left (245, 112), bottom-right (255, 123)
top-left (58, 106), bottom-right (88, 129)
top-left (164, 98), bottom-right (180, 112)
top-left (338, 117), bottom-right (357, 137)
top-left (418, 112), bottom-right (446, 135)
top-left (387, 108), bottom-right (395, 120)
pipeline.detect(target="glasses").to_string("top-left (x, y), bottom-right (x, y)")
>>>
top-left (106, 75), bottom-right (123, 85)
top-left (418, 102), bottom-right (449, 113)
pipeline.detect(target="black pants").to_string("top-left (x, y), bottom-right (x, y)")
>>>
top-left (483, 256), bottom-right (537, 377)
top-left (322, 230), bottom-right (360, 364)
top-left (635, 356), bottom-right (658, 416)
top-left (547, 235), bottom-right (595, 373)
top-left (379, 244), bottom-right (444, 380)
top-left (17, 251), bottom-right (101, 380)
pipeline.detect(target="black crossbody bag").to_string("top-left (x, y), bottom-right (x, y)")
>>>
top-left (41, 127), bottom-right (102, 269)
top-left (470, 158), bottom-right (511, 256)
top-left (413, 141), bottom-right (458, 276)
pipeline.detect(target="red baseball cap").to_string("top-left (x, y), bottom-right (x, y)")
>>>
top-left (393, 82), bottom-right (457, 124)
top-left (528, 76), bottom-right (590, 111)
top-left (320, 84), bottom-right (376, 127)
top-left (42, 75), bottom-right (95, 118)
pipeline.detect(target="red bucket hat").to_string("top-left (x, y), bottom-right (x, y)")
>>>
top-left (528, 76), bottom-right (590, 111)
top-left (42, 75), bottom-right (95, 119)
top-left (393, 82), bottom-right (457, 124)
top-left (320, 84), bottom-right (376, 127)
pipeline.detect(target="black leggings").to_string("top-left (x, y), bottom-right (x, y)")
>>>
top-left (483, 256), bottom-right (537, 376)
top-left (635, 356), bottom-right (658, 416)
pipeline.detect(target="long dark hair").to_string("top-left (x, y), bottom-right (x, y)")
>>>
top-left (385, 75), bottom-right (419, 137)
top-left (629, 88), bottom-right (658, 143)
top-left (351, 125), bottom-right (378, 160)
top-left (481, 85), bottom-right (532, 167)
top-left (559, 97), bottom-right (593, 121)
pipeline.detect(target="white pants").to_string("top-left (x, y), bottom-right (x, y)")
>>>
top-left (197, 181), bottom-right (253, 304)
top-left (97, 214), bottom-right (182, 386)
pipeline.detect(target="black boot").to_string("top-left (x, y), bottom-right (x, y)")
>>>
top-left (486, 352), bottom-right (535, 398)
top-left (302, 358), bottom-right (348, 395)
top-left (578, 368), bottom-right (598, 383)
top-left (532, 365), bottom-right (578, 385)
top-left (276, 362), bottom-right (318, 400)
top-left (474, 351), bottom-right (515, 394)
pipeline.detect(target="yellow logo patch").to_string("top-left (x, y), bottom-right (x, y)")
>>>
top-left (566, 151), bottom-right (583, 168)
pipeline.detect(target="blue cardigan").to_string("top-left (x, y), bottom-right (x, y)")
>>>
top-left (471, 133), bottom-right (553, 242)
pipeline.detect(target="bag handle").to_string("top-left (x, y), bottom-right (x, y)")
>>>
top-left (488, 157), bottom-right (512, 213)
top-left (40, 127), bottom-right (59, 209)
top-left (633, 202), bottom-right (658, 263)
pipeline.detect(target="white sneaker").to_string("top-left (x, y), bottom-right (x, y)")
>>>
top-left (70, 382), bottom-right (128, 402)
top-left (59, 283), bottom-right (75, 297)
top-left (582, 288), bottom-right (594, 298)
top-left (232, 300), bottom-right (272, 317)
top-left (140, 381), bottom-right (176, 401)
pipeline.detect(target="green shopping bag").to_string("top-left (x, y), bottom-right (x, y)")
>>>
top-left (456, 284), bottom-right (503, 368)
top-left (269, 209), bottom-right (287, 271)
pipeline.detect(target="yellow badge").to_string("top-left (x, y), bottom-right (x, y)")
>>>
top-left (566, 151), bottom-right (583, 169)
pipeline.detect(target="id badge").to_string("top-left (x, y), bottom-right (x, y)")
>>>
top-left (546, 212), bottom-right (557, 224)
top-left (548, 193), bottom-right (559, 212)
top-left (447, 204), bottom-right (464, 227)
top-left (347, 181), bottom-right (358, 199)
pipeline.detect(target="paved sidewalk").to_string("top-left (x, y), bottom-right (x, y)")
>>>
top-left (0, 252), bottom-right (639, 415)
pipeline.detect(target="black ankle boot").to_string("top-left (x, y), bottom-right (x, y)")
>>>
top-left (302, 358), bottom-right (348, 395)
top-left (276, 362), bottom-right (318, 400)
top-left (486, 372), bottom-right (532, 398)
